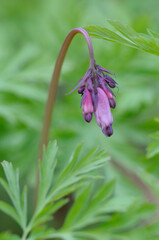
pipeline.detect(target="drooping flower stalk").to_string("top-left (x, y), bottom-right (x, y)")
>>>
top-left (38, 27), bottom-right (118, 162)
top-left (38, 27), bottom-right (119, 166)
top-left (36, 27), bottom-right (97, 203)
top-left (39, 28), bottom-right (95, 161)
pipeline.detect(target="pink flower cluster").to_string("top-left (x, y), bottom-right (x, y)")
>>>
top-left (69, 62), bottom-right (117, 137)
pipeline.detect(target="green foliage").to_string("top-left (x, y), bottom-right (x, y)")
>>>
top-left (140, 119), bottom-right (159, 195)
top-left (0, 141), bottom-right (110, 239)
top-left (85, 20), bottom-right (159, 56)
top-left (0, 161), bottom-right (27, 230)
top-left (0, 232), bottom-right (20, 240)
top-left (62, 181), bottom-right (115, 229)
top-left (0, 141), bottom-right (157, 240)
top-left (147, 118), bottom-right (159, 159)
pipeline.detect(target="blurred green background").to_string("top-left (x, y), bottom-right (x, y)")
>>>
top-left (0, 0), bottom-right (159, 234)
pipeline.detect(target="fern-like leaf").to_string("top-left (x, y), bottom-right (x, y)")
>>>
top-left (85, 20), bottom-right (159, 56)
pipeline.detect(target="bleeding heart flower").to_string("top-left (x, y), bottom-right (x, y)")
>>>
top-left (67, 60), bottom-right (118, 137)
top-left (82, 89), bottom-right (94, 122)
top-left (94, 87), bottom-right (113, 137)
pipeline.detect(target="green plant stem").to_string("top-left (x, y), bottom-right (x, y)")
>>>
top-left (21, 220), bottom-right (35, 240)
top-left (39, 28), bottom-right (94, 161)
top-left (21, 227), bottom-right (30, 240)
top-left (112, 159), bottom-right (159, 204)
top-left (36, 28), bottom-right (95, 203)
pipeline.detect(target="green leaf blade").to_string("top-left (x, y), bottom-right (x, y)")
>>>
top-left (0, 201), bottom-right (20, 227)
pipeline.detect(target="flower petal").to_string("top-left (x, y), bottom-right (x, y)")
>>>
top-left (95, 87), bottom-right (113, 135)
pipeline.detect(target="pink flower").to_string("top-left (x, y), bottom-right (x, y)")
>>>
top-left (82, 89), bottom-right (94, 122)
top-left (68, 61), bottom-right (118, 137)
top-left (95, 88), bottom-right (113, 137)
top-left (104, 87), bottom-right (116, 109)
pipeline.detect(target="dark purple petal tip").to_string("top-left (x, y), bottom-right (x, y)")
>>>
top-left (78, 85), bottom-right (85, 94)
top-left (83, 112), bottom-right (93, 122)
top-left (107, 82), bottom-right (116, 88)
top-left (102, 125), bottom-right (113, 137)
top-left (109, 98), bottom-right (116, 109)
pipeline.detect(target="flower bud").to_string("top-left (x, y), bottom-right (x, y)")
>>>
top-left (108, 98), bottom-right (116, 108)
top-left (107, 81), bottom-right (116, 88)
top-left (82, 89), bottom-right (94, 122)
top-left (104, 75), bottom-right (117, 88)
top-left (78, 85), bottom-right (85, 94)
top-left (95, 87), bottom-right (113, 136)
top-left (103, 86), bottom-right (116, 109)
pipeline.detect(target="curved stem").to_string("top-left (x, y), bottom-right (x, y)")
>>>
top-left (35, 28), bottom-right (94, 204)
top-left (38, 28), bottom-right (94, 161)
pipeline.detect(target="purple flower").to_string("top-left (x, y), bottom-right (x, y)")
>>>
top-left (82, 89), bottom-right (94, 122)
top-left (68, 61), bottom-right (118, 137)
top-left (95, 87), bottom-right (113, 137)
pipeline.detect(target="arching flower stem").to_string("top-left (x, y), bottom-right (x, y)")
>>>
top-left (36, 26), bottom-right (118, 204)
top-left (38, 28), bottom-right (95, 162)
top-left (36, 28), bottom-right (96, 203)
